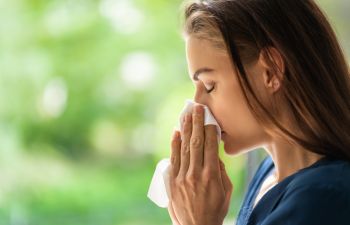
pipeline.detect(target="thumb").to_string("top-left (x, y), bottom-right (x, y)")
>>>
top-left (168, 201), bottom-right (181, 225)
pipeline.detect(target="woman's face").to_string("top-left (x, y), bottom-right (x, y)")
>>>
top-left (185, 36), bottom-right (270, 155)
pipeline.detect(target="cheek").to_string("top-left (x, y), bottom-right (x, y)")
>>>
top-left (210, 84), bottom-right (252, 133)
top-left (219, 102), bottom-right (268, 155)
top-left (211, 89), bottom-right (265, 143)
top-left (209, 105), bottom-right (233, 136)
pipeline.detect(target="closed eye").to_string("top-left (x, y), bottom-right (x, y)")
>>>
top-left (205, 83), bottom-right (215, 93)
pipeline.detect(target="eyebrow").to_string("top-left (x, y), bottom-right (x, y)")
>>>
top-left (192, 67), bottom-right (215, 81)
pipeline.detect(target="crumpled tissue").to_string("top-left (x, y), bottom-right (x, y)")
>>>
top-left (147, 99), bottom-right (222, 208)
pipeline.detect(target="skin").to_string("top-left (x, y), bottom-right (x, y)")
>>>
top-left (168, 36), bottom-right (324, 225)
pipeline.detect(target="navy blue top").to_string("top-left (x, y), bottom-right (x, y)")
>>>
top-left (236, 155), bottom-right (350, 225)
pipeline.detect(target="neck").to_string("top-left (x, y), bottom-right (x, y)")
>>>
top-left (265, 138), bottom-right (324, 183)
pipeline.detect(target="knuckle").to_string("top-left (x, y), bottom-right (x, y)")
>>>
top-left (190, 136), bottom-right (203, 148)
top-left (185, 173), bottom-right (198, 186)
top-left (171, 137), bottom-right (179, 146)
top-left (170, 154), bottom-right (176, 165)
top-left (204, 135), bottom-right (217, 147)
top-left (193, 113), bottom-right (202, 122)
top-left (203, 168), bottom-right (217, 181)
top-left (176, 177), bottom-right (185, 187)
top-left (181, 143), bottom-right (190, 156)
top-left (184, 121), bottom-right (192, 131)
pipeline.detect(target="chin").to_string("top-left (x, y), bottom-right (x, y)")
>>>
top-left (221, 132), bottom-right (236, 155)
top-left (223, 142), bottom-right (255, 156)
top-left (222, 141), bottom-right (241, 156)
top-left (221, 135), bottom-right (258, 156)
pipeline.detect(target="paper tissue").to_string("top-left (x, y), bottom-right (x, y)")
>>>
top-left (147, 99), bottom-right (222, 208)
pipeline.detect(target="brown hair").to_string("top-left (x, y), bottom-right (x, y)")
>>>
top-left (182, 0), bottom-right (350, 160)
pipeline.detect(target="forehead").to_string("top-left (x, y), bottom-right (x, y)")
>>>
top-left (186, 36), bottom-right (221, 59)
top-left (185, 36), bottom-right (230, 77)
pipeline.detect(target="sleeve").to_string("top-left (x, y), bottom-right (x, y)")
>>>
top-left (261, 184), bottom-right (350, 225)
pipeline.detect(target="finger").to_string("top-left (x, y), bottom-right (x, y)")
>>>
top-left (170, 129), bottom-right (181, 178)
top-left (188, 104), bottom-right (204, 174)
top-left (204, 125), bottom-right (219, 173)
top-left (219, 159), bottom-right (233, 209)
top-left (168, 201), bottom-right (180, 225)
top-left (178, 112), bottom-right (192, 177)
top-left (219, 159), bottom-right (233, 192)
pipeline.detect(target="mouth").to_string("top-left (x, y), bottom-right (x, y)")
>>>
top-left (221, 131), bottom-right (225, 140)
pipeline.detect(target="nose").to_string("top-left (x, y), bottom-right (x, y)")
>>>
top-left (193, 88), bottom-right (207, 105)
top-left (193, 89), bottom-right (223, 130)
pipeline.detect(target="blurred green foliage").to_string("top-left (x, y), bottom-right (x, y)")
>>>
top-left (0, 0), bottom-right (348, 224)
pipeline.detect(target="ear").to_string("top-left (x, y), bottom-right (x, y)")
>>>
top-left (259, 47), bottom-right (285, 94)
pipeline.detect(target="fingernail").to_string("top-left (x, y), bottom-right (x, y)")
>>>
top-left (175, 131), bottom-right (180, 138)
top-left (195, 104), bottom-right (203, 114)
top-left (173, 129), bottom-right (180, 139)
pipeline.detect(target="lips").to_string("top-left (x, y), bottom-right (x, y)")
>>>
top-left (221, 131), bottom-right (225, 140)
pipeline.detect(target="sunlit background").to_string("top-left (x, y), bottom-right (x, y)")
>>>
top-left (0, 0), bottom-right (349, 224)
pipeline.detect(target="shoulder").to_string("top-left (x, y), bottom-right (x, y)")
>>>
top-left (262, 184), bottom-right (350, 225)
top-left (262, 158), bottom-right (350, 225)
top-left (287, 157), bottom-right (350, 192)
top-left (285, 157), bottom-right (350, 205)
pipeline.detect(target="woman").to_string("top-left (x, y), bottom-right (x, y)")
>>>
top-left (168, 0), bottom-right (350, 224)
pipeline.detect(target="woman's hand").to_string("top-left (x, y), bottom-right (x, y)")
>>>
top-left (168, 104), bottom-right (233, 225)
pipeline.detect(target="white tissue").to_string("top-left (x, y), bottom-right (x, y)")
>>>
top-left (147, 99), bottom-right (222, 208)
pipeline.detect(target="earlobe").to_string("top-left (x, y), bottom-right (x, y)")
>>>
top-left (264, 70), bottom-right (281, 93)
top-left (272, 79), bottom-right (280, 90)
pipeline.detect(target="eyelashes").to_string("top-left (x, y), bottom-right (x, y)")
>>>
top-left (195, 79), bottom-right (216, 94)
top-left (205, 83), bottom-right (215, 93)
